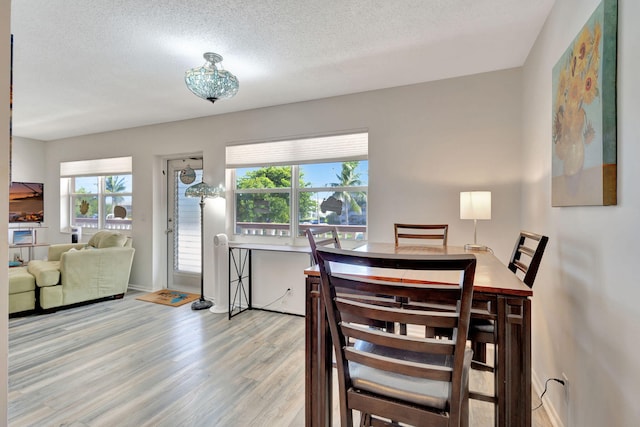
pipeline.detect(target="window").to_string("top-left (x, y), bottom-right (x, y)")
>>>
top-left (227, 133), bottom-right (368, 239)
top-left (60, 157), bottom-right (133, 232)
top-left (70, 175), bottom-right (132, 230)
top-left (298, 161), bottom-right (368, 233)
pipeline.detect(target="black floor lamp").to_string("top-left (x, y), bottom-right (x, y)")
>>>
top-left (185, 180), bottom-right (223, 310)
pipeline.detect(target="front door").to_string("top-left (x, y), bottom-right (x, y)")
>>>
top-left (166, 158), bottom-right (203, 293)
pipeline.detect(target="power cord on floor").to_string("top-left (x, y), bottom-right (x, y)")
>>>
top-left (533, 378), bottom-right (565, 411)
top-left (259, 288), bottom-right (292, 310)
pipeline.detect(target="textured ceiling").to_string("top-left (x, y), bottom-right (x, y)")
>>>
top-left (10, 0), bottom-right (554, 141)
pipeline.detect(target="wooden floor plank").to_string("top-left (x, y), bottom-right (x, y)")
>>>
top-left (9, 291), bottom-right (552, 427)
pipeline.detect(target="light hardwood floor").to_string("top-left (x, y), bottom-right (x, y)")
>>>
top-left (9, 291), bottom-right (552, 426)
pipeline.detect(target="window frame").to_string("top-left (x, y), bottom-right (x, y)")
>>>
top-left (60, 156), bottom-right (133, 235)
top-left (227, 132), bottom-right (369, 241)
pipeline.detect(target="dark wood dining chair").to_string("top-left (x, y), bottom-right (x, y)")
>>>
top-left (394, 223), bottom-right (449, 247)
top-left (468, 230), bottom-right (548, 404)
top-left (316, 246), bottom-right (477, 427)
top-left (507, 230), bottom-right (550, 287)
top-left (305, 226), bottom-right (341, 264)
top-left (393, 223), bottom-right (449, 335)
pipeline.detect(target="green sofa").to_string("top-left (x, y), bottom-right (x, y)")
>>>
top-left (28, 230), bottom-right (135, 310)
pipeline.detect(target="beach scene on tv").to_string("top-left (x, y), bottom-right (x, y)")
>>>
top-left (9, 182), bottom-right (44, 223)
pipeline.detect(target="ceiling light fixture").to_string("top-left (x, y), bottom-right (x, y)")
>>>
top-left (185, 52), bottom-right (239, 103)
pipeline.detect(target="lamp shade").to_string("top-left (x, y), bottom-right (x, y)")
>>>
top-left (460, 191), bottom-right (491, 220)
top-left (185, 181), bottom-right (215, 199)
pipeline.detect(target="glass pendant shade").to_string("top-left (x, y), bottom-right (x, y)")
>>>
top-left (185, 52), bottom-right (239, 103)
top-left (185, 181), bottom-right (215, 199)
top-left (185, 181), bottom-right (224, 199)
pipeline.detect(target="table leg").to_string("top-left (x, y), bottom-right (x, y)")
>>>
top-left (305, 277), bottom-right (313, 427)
top-left (306, 276), bottom-right (332, 427)
top-left (497, 296), bottom-right (531, 427)
top-left (496, 297), bottom-right (507, 427)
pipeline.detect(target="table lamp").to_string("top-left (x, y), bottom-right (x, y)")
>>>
top-left (460, 191), bottom-right (491, 251)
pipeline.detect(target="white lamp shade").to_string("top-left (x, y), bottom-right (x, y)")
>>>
top-left (460, 191), bottom-right (491, 220)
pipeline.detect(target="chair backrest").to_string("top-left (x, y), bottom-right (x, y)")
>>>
top-left (394, 223), bottom-right (449, 247)
top-left (508, 230), bottom-right (549, 288)
top-left (306, 226), bottom-right (341, 264)
top-left (315, 246), bottom-right (476, 427)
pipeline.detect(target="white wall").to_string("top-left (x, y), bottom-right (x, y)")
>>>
top-left (39, 68), bottom-right (523, 313)
top-left (522, 0), bottom-right (640, 425)
top-left (11, 136), bottom-right (44, 182)
top-left (1, 1), bottom-right (11, 423)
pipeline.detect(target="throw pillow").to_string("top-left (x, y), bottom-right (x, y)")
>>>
top-left (88, 231), bottom-right (128, 248)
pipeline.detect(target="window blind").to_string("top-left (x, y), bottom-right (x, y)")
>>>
top-left (226, 132), bottom-right (368, 168)
top-left (60, 156), bottom-right (132, 177)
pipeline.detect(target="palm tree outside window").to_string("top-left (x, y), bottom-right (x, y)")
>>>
top-left (71, 174), bottom-right (132, 231)
top-left (233, 160), bottom-right (367, 240)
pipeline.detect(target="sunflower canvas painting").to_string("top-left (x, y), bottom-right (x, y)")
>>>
top-left (551, 0), bottom-right (617, 206)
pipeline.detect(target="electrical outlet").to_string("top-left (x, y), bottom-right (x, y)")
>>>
top-left (281, 288), bottom-right (292, 305)
top-left (562, 372), bottom-right (569, 402)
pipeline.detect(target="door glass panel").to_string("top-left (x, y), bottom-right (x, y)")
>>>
top-left (174, 168), bottom-right (203, 273)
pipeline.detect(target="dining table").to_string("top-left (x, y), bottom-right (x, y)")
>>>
top-left (304, 243), bottom-right (533, 427)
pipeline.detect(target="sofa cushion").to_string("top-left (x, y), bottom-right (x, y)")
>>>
top-left (88, 231), bottom-right (127, 249)
top-left (47, 243), bottom-right (88, 262)
top-left (68, 246), bottom-right (94, 252)
top-left (27, 260), bottom-right (61, 287)
top-left (39, 285), bottom-right (63, 310)
top-left (10, 291), bottom-right (36, 314)
top-left (9, 267), bottom-right (36, 294)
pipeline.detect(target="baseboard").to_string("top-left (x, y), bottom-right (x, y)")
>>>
top-left (253, 307), bottom-right (304, 318)
top-left (532, 368), bottom-right (565, 427)
top-left (127, 284), bottom-right (152, 292)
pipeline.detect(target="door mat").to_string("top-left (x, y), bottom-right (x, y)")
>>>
top-left (136, 290), bottom-right (200, 307)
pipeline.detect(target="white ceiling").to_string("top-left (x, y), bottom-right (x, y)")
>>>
top-left (10, 0), bottom-right (554, 141)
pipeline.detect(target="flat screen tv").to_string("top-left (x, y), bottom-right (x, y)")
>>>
top-left (9, 181), bottom-right (44, 223)
top-left (12, 229), bottom-right (33, 245)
